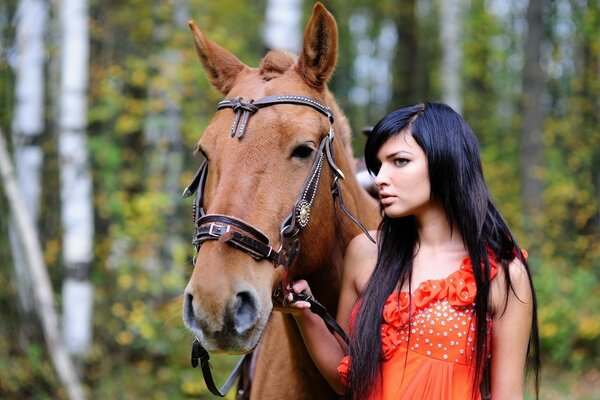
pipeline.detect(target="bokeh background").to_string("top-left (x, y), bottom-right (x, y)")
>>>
top-left (1, 0), bottom-right (599, 398)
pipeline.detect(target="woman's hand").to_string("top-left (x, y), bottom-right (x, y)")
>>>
top-left (286, 280), bottom-right (313, 309)
top-left (274, 280), bottom-right (313, 315)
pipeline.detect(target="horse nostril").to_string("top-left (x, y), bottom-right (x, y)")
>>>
top-left (233, 291), bottom-right (258, 335)
top-left (183, 292), bottom-right (197, 328)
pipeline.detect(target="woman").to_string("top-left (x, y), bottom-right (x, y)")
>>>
top-left (286, 102), bottom-right (540, 399)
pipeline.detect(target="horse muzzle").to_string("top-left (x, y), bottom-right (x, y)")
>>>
top-left (183, 284), bottom-right (268, 354)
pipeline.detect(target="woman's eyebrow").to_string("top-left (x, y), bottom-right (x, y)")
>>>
top-left (380, 150), bottom-right (413, 161)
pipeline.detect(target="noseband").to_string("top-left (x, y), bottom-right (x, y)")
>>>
top-left (183, 95), bottom-right (373, 281)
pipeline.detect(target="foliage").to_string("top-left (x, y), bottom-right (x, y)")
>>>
top-left (1, 0), bottom-right (599, 398)
top-left (535, 0), bottom-right (600, 369)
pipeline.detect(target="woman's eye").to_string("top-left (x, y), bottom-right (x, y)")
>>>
top-left (394, 158), bottom-right (408, 167)
top-left (291, 145), bottom-right (314, 159)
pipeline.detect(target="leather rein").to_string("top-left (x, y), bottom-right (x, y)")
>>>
top-left (183, 94), bottom-right (374, 398)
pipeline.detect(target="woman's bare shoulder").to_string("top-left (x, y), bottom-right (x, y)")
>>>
top-left (343, 231), bottom-right (379, 291)
top-left (491, 256), bottom-right (533, 316)
top-left (346, 231), bottom-right (378, 260)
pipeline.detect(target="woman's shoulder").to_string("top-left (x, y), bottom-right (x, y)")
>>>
top-left (490, 255), bottom-right (533, 316)
top-left (343, 231), bottom-right (378, 292)
top-left (345, 231), bottom-right (378, 266)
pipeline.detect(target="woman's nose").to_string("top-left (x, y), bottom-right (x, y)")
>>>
top-left (374, 168), bottom-right (388, 187)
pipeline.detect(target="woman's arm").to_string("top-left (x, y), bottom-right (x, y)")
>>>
top-left (489, 258), bottom-right (534, 399)
top-left (287, 233), bottom-right (377, 394)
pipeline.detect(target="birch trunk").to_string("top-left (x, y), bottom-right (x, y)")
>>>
top-left (140, 0), bottom-right (189, 273)
top-left (0, 130), bottom-right (85, 400)
top-left (10, 0), bottom-right (47, 314)
top-left (263, 0), bottom-right (303, 53)
top-left (58, 0), bottom-right (94, 357)
top-left (440, 0), bottom-right (463, 113)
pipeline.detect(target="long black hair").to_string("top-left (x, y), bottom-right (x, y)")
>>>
top-left (347, 103), bottom-right (540, 399)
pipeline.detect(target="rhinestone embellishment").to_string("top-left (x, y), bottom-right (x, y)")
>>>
top-left (296, 201), bottom-right (311, 228)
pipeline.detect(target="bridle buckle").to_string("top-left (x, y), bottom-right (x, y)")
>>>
top-left (208, 222), bottom-right (230, 237)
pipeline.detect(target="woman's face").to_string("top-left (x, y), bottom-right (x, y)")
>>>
top-left (374, 132), bottom-right (430, 218)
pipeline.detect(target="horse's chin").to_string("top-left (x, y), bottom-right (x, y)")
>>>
top-left (186, 306), bottom-right (271, 354)
top-left (199, 338), bottom-right (259, 355)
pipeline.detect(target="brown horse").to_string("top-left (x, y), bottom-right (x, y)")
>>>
top-left (182, 3), bottom-right (379, 399)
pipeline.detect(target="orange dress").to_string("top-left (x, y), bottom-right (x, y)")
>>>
top-left (338, 256), bottom-right (499, 400)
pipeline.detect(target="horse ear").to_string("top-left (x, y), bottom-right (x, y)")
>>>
top-left (188, 20), bottom-right (248, 94)
top-left (296, 3), bottom-right (338, 90)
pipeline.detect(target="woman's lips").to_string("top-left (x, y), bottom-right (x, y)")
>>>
top-left (379, 194), bottom-right (396, 205)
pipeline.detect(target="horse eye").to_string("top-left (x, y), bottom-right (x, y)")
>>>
top-left (291, 144), bottom-right (314, 159)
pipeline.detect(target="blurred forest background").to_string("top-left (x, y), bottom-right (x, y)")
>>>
top-left (0, 0), bottom-right (599, 398)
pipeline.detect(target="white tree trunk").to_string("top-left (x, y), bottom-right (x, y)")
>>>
top-left (10, 0), bottom-right (48, 313)
top-left (348, 13), bottom-right (396, 120)
top-left (263, 0), bottom-right (303, 53)
top-left (440, 0), bottom-right (463, 113)
top-left (140, 0), bottom-right (188, 273)
top-left (58, 0), bottom-right (94, 357)
top-left (0, 130), bottom-right (86, 400)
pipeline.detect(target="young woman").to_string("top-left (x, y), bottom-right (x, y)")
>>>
top-left (285, 102), bottom-right (540, 399)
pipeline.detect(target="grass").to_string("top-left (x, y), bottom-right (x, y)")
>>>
top-left (531, 365), bottom-right (600, 400)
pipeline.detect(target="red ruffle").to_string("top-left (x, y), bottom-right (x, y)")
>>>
top-left (338, 253), bottom-right (504, 386)
top-left (337, 355), bottom-right (350, 385)
top-left (380, 256), bottom-right (498, 353)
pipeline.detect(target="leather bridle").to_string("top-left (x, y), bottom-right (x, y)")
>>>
top-left (183, 94), bottom-right (374, 398)
top-left (183, 95), bottom-right (373, 280)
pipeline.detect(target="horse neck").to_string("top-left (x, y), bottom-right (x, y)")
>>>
top-left (304, 137), bottom-right (377, 313)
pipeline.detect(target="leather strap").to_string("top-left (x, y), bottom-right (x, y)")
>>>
top-left (196, 214), bottom-right (270, 244)
top-left (191, 339), bottom-right (253, 398)
top-left (217, 95), bottom-right (334, 139)
top-left (193, 222), bottom-right (279, 263)
top-left (331, 179), bottom-right (375, 243)
top-left (290, 292), bottom-right (350, 345)
top-left (192, 288), bottom-right (350, 398)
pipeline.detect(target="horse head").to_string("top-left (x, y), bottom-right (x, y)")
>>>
top-left (182, 3), bottom-right (377, 357)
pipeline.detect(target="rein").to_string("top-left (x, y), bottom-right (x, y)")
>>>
top-left (183, 94), bottom-right (373, 398)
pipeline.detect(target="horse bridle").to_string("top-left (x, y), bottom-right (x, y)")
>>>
top-left (183, 95), bottom-right (374, 398)
top-left (183, 95), bottom-right (373, 278)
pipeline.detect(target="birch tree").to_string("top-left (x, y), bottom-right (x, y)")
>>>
top-left (10, 0), bottom-right (47, 314)
top-left (348, 12), bottom-right (396, 125)
top-left (1, 130), bottom-right (85, 400)
top-left (141, 0), bottom-right (189, 273)
top-left (440, 0), bottom-right (463, 113)
top-left (263, 0), bottom-right (303, 53)
top-left (58, 0), bottom-right (94, 358)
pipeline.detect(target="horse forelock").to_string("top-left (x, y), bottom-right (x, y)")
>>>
top-left (259, 50), bottom-right (297, 81)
